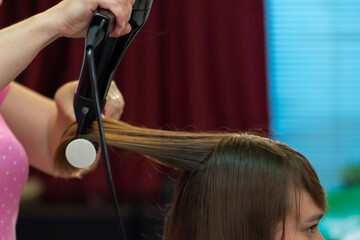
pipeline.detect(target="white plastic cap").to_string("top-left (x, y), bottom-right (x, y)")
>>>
top-left (65, 139), bottom-right (97, 168)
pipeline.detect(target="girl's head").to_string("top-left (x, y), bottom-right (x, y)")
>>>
top-left (54, 119), bottom-right (327, 240)
top-left (163, 134), bottom-right (326, 240)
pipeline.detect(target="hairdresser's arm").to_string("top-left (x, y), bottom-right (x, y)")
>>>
top-left (0, 0), bottom-right (133, 90)
top-left (0, 81), bottom-right (124, 176)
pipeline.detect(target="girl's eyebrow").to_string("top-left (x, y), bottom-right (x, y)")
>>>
top-left (305, 213), bottom-right (324, 223)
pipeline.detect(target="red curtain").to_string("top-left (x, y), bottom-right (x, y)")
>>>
top-left (0, 0), bottom-right (268, 204)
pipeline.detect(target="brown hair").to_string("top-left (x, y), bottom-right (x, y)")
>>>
top-left (54, 119), bottom-right (327, 240)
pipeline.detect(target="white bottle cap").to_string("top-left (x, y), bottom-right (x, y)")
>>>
top-left (65, 139), bottom-right (97, 168)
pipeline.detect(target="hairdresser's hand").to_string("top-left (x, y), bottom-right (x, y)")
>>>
top-left (47, 0), bottom-right (134, 38)
top-left (54, 80), bottom-right (124, 124)
top-left (103, 81), bottom-right (125, 120)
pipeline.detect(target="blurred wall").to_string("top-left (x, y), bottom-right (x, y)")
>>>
top-left (0, 0), bottom-right (268, 238)
top-left (0, 0), bottom-right (268, 201)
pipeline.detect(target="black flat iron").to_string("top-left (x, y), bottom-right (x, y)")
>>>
top-left (74, 0), bottom-right (153, 137)
top-left (64, 1), bottom-right (153, 239)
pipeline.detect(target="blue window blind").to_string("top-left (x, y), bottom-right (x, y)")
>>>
top-left (264, 0), bottom-right (360, 192)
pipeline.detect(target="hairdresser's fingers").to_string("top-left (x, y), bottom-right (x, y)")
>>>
top-left (94, 0), bottom-right (133, 36)
top-left (120, 23), bottom-right (132, 35)
top-left (103, 81), bottom-right (125, 120)
top-left (95, 0), bottom-right (134, 36)
top-left (49, 0), bottom-right (133, 38)
top-left (102, 0), bottom-right (134, 36)
top-left (54, 81), bottom-right (78, 123)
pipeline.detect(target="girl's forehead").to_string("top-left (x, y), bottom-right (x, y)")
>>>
top-left (298, 191), bottom-right (324, 222)
top-left (287, 190), bottom-right (324, 222)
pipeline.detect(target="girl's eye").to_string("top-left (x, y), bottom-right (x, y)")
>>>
top-left (307, 224), bottom-right (318, 233)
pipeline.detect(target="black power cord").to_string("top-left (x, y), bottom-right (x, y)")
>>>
top-left (87, 46), bottom-right (127, 240)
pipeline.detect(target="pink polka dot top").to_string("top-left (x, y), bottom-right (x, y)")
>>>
top-left (0, 85), bottom-right (29, 239)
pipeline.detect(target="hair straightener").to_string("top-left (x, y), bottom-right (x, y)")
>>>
top-left (75, 0), bottom-right (153, 137)
top-left (65, 0), bottom-right (153, 239)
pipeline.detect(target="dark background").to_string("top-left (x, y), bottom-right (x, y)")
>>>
top-left (0, 0), bottom-right (268, 239)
